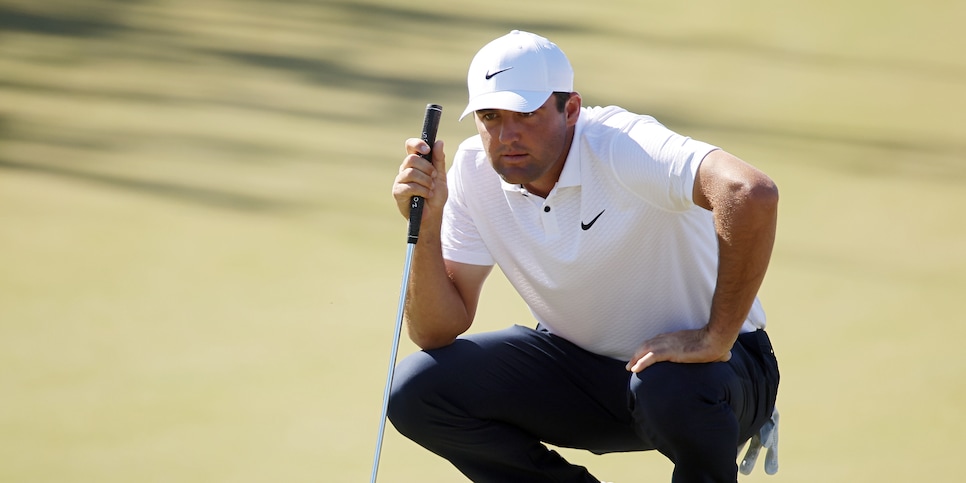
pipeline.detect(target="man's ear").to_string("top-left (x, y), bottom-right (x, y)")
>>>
top-left (566, 92), bottom-right (582, 126)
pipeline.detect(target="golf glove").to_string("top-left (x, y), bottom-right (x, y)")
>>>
top-left (737, 407), bottom-right (779, 475)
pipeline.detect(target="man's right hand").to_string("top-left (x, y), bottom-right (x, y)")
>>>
top-left (393, 138), bottom-right (447, 222)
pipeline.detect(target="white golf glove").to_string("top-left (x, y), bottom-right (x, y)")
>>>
top-left (737, 407), bottom-right (779, 475)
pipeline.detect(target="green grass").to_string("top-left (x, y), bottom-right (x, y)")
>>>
top-left (1, 0), bottom-right (964, 481)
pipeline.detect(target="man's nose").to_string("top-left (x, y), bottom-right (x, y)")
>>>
top-left (498, 117), bottom-right (521, 144)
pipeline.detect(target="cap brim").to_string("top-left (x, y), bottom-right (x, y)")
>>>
top-left (459, 90), bottom-right (553, 120)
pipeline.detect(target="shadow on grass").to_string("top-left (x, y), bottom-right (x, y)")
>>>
top-left (200, 49), bottom-right (465, 106)
top-left (611, 29), bottom-right (966, 83)
top-left (0, 109), bottom-right (297, 212)
top-left (0, 158), bottom-right (302, 212)
top-left (0, 3), bottom-right (133, 38)
top-left (647, 110), bottom-right (966, 181)
top-left (2, 0), bottom-right (963, 211)
top-left (317, 0), bottom-right (590, 37)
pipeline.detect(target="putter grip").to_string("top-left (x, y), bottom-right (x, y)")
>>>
top-left (407, 104), bottom-right (442, 244)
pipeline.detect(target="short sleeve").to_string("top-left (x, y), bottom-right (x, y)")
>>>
top-left (607, 116), bottom-right (718, 211)
top-left (440, 147), bottom-right (496, 266)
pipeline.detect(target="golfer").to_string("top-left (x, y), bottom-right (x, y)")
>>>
top-left (389, 30), bottom-right (780, 482)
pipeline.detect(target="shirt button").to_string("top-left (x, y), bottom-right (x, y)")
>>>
top-left (544, 206), bottom-right (551, 212)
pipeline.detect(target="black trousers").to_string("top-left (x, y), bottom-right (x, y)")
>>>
top-left (388, 325), bottom-right (779, 483)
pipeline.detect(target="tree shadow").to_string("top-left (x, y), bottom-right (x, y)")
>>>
top-left (645, 110), bottom-right (966, 182)
top-left (315, 0), bottom-right (590, 36)
top-left (0, 3), bottom-right (131, 38)
top-left (0, 157), bottom-right (303, 212)
top-left (200, 49), bottom-right (464, 105)
top-left (1, 0), bottom-right (963, 211)
top-left (611, 29), bottom-right (966, 84)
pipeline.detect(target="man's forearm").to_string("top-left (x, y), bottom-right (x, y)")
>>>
top-left (404, 232), bottom-right (473, 350)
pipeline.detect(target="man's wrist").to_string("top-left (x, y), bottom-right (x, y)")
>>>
top-left (703, 323), bottom-right (739, 354)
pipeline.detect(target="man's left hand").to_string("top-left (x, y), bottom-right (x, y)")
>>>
top-left (626, 328), bottom-right (734, 373)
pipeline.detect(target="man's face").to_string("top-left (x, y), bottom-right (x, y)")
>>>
top-left (473, 93), bottom-right (579, 196)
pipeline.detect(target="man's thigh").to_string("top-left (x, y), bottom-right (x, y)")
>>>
top-left (392, 324), bottom-right (649, 453)
top-left (627, 330), bottom-right (779, 446)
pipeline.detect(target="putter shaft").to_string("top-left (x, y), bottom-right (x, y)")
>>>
top-left (370, 242), bottom-right (414, 483)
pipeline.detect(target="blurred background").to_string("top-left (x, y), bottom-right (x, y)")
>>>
top-left (1, 1), bottom-right (964, 481)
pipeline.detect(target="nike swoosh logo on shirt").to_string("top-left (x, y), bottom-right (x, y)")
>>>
top-left (485, 67), bottom-right (513, 80)
top-left (581, 210), bottom-right (605, 230)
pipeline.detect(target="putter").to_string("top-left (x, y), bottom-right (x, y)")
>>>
top-left (370, 103), bottom-right (442, 483)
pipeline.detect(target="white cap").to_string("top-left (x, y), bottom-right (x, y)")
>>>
top-left (459, 30), bottom-right (574, 120)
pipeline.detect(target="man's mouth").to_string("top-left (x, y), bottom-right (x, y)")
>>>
top-left (501, 152), bottom-right (529, 163)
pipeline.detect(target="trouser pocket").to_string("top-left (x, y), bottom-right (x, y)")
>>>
top-left (737, 330), bottom-right (780, 439)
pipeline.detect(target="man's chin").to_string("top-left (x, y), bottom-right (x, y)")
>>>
top-left (499, 176), bottom-right (532, 187)
top-left (496, 169), bottom-right (537, 186)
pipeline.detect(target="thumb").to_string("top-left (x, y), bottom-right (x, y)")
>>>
top-left (430, 140), bottom-right (446, 170)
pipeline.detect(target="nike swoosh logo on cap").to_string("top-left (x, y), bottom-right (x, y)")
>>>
top-left (581, 210), bottom-right (605, 231)
top-left (485, 67), bottom-right (513, 80)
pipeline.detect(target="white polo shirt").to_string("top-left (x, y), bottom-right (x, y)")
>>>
top-left (442, 105), bottom-right (766, 360)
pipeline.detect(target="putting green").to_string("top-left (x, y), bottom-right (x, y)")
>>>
top-left (1, 1), bottom-right (964, 481)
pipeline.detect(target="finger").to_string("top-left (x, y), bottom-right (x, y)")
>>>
top-left (394, 168), bottom-right (435, 198)
top-left (625, 349), bottom-right (646, 371)
top-left (399, 152), bottom-right (436, 182)
top-left (764, 444), bottom-right (778, 475)
top-left (398, 155), bottom-right (438, 193)
top-left (393, 154), bottom-right (437, 202)
top-left (739, 435), bottom-right (762, 475)
top-left (625, 339), bottom-right (660, 372)
top-left (627, 351), bottom-right (659, 373)
top-left (405, 137), bottom-right (430, 156)
top-left (430, 139), bottom-right (445, 169)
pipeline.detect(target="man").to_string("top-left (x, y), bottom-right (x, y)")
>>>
top-left (388, 30), bottom-right (780, 482)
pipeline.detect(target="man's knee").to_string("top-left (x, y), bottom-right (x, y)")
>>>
top-left (629, 362), bottom-right (741, 478)
top-left (387, 351), bottom-right (443, 438)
